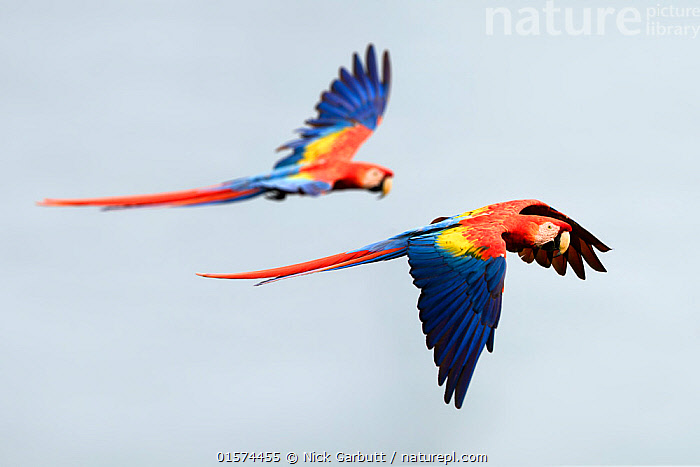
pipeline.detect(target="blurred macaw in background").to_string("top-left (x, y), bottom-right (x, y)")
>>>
top-left (199, 199), bottom-right (610, 408)
top-left (39, 44), bottom-right (393, 209)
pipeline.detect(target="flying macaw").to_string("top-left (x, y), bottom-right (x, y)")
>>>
top-left (198, 199), bottom-right (610, 408)
top-left (38, 44), bottom-right (392, 209)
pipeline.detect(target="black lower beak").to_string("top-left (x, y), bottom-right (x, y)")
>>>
top-left (370, 176), bottom-right (392, 198)
top-left (542, 234), bottom-right (566, 257)
top-left (541, 238), bottom-right (559, 252)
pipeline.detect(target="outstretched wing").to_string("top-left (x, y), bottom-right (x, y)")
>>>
top-left (407, 225), bottom-right (507, 409)
top-left (273, 44), bottom-right (391, 169)
top-left (518, 203), bottom-right (611, 279)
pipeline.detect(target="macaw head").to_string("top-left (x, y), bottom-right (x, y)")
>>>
top-left (334, 162), bottom-right (394, 198)
top-left (504, 215), bottom-right (572, 256)
top-left (533, 220), bottom-right (571, 256)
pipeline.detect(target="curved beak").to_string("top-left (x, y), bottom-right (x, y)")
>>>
top-left (379, 176), bottom-right (393, 198)
top-left (553, 231), bottom-right (570, 257)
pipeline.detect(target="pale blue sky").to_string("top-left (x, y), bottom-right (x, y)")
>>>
top-left (2, 1), bottom-right (699, 465)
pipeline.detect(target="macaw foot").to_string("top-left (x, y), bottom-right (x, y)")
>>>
top-left (265, 190), bottom-right (287, 201)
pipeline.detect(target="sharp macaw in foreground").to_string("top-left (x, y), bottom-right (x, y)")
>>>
top-left (38, 44), bottom-right (392, 210)
top-left (198, 199), bottom-right (610, 408)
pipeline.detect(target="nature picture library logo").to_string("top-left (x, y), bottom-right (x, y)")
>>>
top-left (485, 0), bottom-right (700, 37)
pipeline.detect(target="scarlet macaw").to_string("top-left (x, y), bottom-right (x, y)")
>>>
top-left (198, 200), bottom-right (610, 408)
top-left (38, 45), bottom-right (392, 209)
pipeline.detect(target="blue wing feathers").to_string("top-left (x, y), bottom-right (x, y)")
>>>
top-left (469, 282), bottom-right (490, 314)
top-left (419, 280), bottom-right (468, 321)
top-left (486, 327), bottom-right (497, 353)
top-left (418, 280), bottom-right (466, 313)
top-left (485, 260), bottom-right (503, 283)
top-left (439, 322), bottom-right (474, 386)
top-left (320, 91), bottom-right (355, 114)
top-left (354, 53), bottom-right (374, 101)
top-left (484, 297), bottom-right (502, 352)
top-left (423, 298), bottom-right (465, 340)
top-left (444, 325), bottom-right (484, 403)
top-left (453, 330), bottom-right (490, 408)
top-left (444, 316), bottom-right (481, 371)
top-left (315, 101), bottom-right (351, 120)
top-left (485, 258), bottom-right (507, 291)
top-left (422, 289), bottom-right (469, 337)
top-left (486, 294), bottom-right (503, 326)
top-left (437, 314), bottom-right (481, 384)
top-left (332, 80), bottom-right (361, 108)
top-left (407, 231), bottom-right (507, 408)
top-left (434, 305), bottom-right (475, 364)
top-left (381, 49), bottom-right (391, 93)
top-left (367, 46), bottom-right (380, 92)
top-left (305, 117), bottom-right (343, 127)
top-left (274, 44), bottom-right (390, 169)
top-left (340, 68), bottom-right (367, 103)
top-left (411, 264), bottom-right (454, 279)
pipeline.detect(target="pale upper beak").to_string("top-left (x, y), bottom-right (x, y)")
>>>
top-left (380, 176), bottom-right (393, 198)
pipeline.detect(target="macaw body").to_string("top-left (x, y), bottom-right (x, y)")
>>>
top-left (39, 45), bottom-right (392, 209)
top-left (199, 199), bottom-right (611, 408)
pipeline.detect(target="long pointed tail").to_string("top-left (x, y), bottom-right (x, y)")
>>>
top-left (198, 244), bottom-right (407, 285)
top-left (38, 184), bottom-right (265, 209)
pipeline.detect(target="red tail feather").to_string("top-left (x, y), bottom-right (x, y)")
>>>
top-left (38, 185), bottom-right (261, 209)
top-left (197, 248), bottom-right (403, 280)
